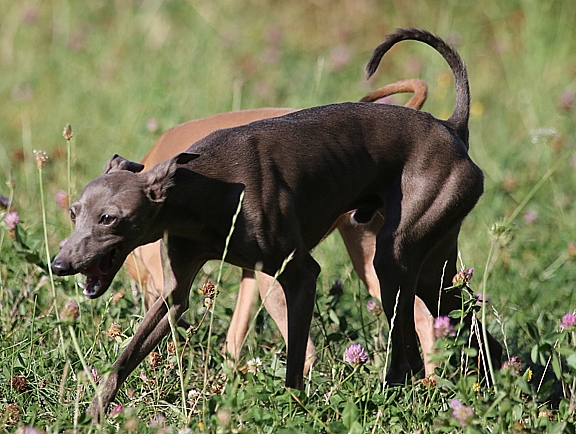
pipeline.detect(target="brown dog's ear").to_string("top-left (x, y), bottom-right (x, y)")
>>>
top-left (103, 154), bottom-right (145, 174)
top-left (143, 153), bottom-right (200, 203)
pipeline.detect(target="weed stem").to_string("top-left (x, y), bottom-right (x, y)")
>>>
top-left (37, 160), bottom-right (64, 348)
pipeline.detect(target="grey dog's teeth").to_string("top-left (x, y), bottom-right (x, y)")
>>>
top-left (78, 281), bottom-right (86, 289)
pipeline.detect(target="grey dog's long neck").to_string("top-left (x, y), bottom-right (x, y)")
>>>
top-left (154, 169), bottom-right (243, 245)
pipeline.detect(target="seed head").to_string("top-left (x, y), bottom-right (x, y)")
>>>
top-left (107, 322), bottom-right (122, 338)
top-left (33, 150), bottom-right (48, 169)
top-left (210, 379), bottom-right (225, 394)
top-left (202, 281), bottom-right (216, 299)
top-left (167, 341), bottom-right (177, 355)
top-left (452, 268), bottom-right (474, 288)
top-left (490, 221), bottom-right (513, 248)
top-left (4, 403), bottom-right (21, 425)
top-left (60, 300), bottom-right (79, 321)
top-left (111, 290), bottom-right (125, 304)
top-left (9, 375), bottom-right (27, 392)
top-left (63, 123), bottom-right (74, 141)
top-left (148, 351), bottom-right (162, 369)
top-left (422, 376), bottom-right (436, 388)
top-left (6, 176), bottom-right (15, 190)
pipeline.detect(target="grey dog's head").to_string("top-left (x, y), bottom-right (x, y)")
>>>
top-left (51, 153), bottom-right (198, 298)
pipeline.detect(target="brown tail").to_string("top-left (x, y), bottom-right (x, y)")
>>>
top-left (366, 28), bottom-right (470, 147)
top-left (359, 78), bottom-right (428, 110)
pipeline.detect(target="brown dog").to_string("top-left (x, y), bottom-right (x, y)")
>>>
top-left (52, 28), bottom-right (502, 416)
top-left (125, 78), bottom-right (437, 376)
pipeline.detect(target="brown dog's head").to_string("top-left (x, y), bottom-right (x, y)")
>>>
top-left (51, 152), bottom-right (198, 299)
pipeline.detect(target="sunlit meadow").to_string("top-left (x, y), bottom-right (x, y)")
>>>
top-left (1, 0), bottom-right (576, 432)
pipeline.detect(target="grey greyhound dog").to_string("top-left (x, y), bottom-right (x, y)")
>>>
top-left (52, 28), bottom-right (502, 417)
top-left (125, 78), bottom-right (437, 376)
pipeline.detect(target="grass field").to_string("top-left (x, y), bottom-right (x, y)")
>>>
top-left (1, 0), bottom-right (576, 432)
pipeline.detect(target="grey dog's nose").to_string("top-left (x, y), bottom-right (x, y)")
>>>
top-left (51, 259), bottom-right (71, 276)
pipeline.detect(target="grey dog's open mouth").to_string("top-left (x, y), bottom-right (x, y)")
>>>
top-left (79, 248), bottom-right (119, 298)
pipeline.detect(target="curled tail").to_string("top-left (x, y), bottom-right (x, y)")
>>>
top-left (366, 28), bottom-right (470, 147)
top-left (359, 78), bottom-right (428, 110)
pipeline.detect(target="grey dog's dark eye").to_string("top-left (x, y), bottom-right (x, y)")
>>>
top-left (99, 215), bottom-right (116, 226)
top-left (69, 209), bottom-right (76, 223)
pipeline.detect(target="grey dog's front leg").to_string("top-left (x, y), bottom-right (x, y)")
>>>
top-left (88, 239), bottom-right (203, 420)
top-left (87, 295), bottom-right (186, 417)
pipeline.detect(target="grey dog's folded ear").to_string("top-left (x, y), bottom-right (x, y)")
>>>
top-left (103, 154), bottom-right (145, 174)
top-left (175, 152), bottom-right (200, 165)
top-left (142, 152), bottom-right (200, 203)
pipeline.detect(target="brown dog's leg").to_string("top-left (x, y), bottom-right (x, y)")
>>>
top-left (127, 240), bottom-right (193, 330)
top-left (224, 269), bottom-right (258, 363)
top-left (129, 241), bottom-right (164, 310)
top-left (336, 212), bottom-right (384, 300)
top-left (413, 296), bottom-right (436, 375)
top-left (88, 237), bottom-right (204, 418)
